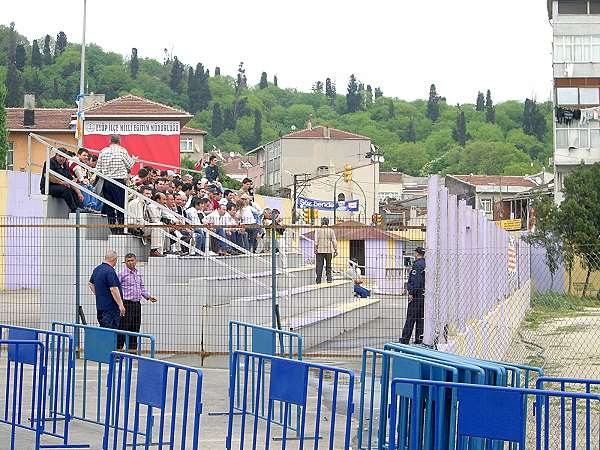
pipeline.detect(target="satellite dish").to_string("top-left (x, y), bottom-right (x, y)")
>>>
top-left (229, 151), bottom-right (235, 158)
top-left (291, 125), bottom-right (297, 131)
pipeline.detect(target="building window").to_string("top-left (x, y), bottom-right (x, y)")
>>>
top-left (580, 87), bottom-right (600, 104)
top-left (554, 35), bottom-right (600, 63)
top-left (480, 199), bottom-right (492, 214)
top-left (7, 142), bottom-right (14, 170)
top-left (556, 87), bottom-right (600, 105)
top-left (556, 123), bottom-right (600, 149)
top-left (180, 138), bottom-right (194, 153)
top-left (558, 0), bottom-right (589, 14)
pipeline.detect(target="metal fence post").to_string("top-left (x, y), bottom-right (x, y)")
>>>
top-left (75, 209), bottom-right (81, 349)
top-left (271, 227), bottom-right (277, 329)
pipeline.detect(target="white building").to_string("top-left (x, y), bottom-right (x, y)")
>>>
top-left (549, 0), bottom-right (600, 203)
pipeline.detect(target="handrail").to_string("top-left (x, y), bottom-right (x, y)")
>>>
top-left (37, 138), bottom-right (270, 290)
top-left (30, 133), bottom-right (263, 260)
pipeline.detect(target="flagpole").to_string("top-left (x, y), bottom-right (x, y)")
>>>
top-left (77, 0), bottom-right (87, 147)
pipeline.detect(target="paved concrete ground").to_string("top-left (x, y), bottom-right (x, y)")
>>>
top-left (1, 354), bottom-right (361, 450)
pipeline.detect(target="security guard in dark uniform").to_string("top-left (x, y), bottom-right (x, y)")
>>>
top-left (401, 246), bottom-right (426, 344)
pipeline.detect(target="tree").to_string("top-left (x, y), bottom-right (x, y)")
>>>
top-left (235, 62), bottom-right (247, 95)
top-left (404, 118), bottom-right (417, 143)
top-left (130, 48), bottom-right (139, 79)
top-left (259, 72), bottom-right (268, 89)
top-left (346, 74), bottom-right (360, 113)
top-left (4, 23), bottom-right (22, 107)
top-left (312, 81), bottom-right (324, 94)
top-left (169, 56), bottom-right (184, 92)
top-left (15, 44), bottom-right (25, 71)
top-left (0, 85), bottom-right (8, 169)
top-left (485, 89), bottom-right (495, 123)
top-left (196, 63), bottom-right (211, 111)
top-left (365, 84), bottom-right (373, 108)
top-left (523, 195), bottom-right (563, 289)
top-left (388, 99), bottom-right (395, 119)
top-left (214, 66), bottom-right (221, 76)
top-left (453, 109), bottom-right (468, 146)
top-left (273, 75), bottom-right (278, 87)
top-left (43, 34), bottom-right (53, 65)
top-left (253, 109), bottom-right (262, 148)
top-left (31, 40), bottom-right (42, 68)
top-left (211, 103), bottom-right (223, 137)
top-left (55, 31), bottom-right (67, 56)
top-left (475, 91), bottom-right (485, 111)
top-left (187, 66), bottom-right (198, 112)
top-left (325, 77), bottom-right (336, 106)
top-left (523, 98), bottom-right (546, 141)
top-left (426, 84), bottom-right (440, 122)
top-left (224, 107), bottom-right (236, 130)
top-left (374, 87), bottom-right (383, 99)
top-left (557, 164), bottom-right (600, 297)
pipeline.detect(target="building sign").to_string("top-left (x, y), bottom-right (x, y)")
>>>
top-left (508, 237), bottom-right (517, 273)
top-left (84, 120), bottom-right (180, 135)
top-left (496, 218), bottom-right (522, 231)
top-left (297, 196), bottom-right (359, 212)
top-left (83, 120), bottom-right (181, 173)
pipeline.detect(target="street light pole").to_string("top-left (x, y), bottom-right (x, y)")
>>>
top-left (292, 174), bottom-right (298, 224)
top-left (77, 0), bottom-right (87, 147)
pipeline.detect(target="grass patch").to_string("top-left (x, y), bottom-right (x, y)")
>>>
top-left (524, 293), bottom-right (600, 330)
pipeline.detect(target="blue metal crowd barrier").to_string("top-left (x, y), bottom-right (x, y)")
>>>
top-left (226, 350), bottom-right (355, 450)
top-left (0, 324), bottom-right (89, 449)
top-left (102, 351), bottom-right (203, 450)
top-left (50, 322), bottom-right (155, 427)
top-left (389, 378), bottom-right (600, 450)
top-left (357, 347), bottom-right (459, 450)
top-left (0, 339), bottom-right (46, 450)
top-left (536, 377), bottom-right (600, 449)
top-left (226, 321), bottom-right (302, 430)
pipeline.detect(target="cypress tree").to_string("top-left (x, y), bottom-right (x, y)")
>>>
top-left (211, 103), bottom-right (223, 137)
top-left (43, 34), bottom-right (53, 65)
top-left (169, 56), bottom-right (184, 92)
top-left (214, 66), bottom-right (221, 76)
top-left (196, 63), bottom-right (211, 111)
top-left (312, 81), bottom-right (324, 94)
top-left (485, 89), bottom-right (495, 123)
top-left (365, 85), bottom-right (373, 108)
top-left (453, 109), bottom-right (468, 146)
top-left (475, 91), bottom-right (485, 111)
top-left (404, 118), bottom-right (417, 143)
top-left (346, 74), bottom-right (359, 113)
top-left (187, 66), bottom-right (198, 112)
top-left (224, 107), bottom-right (236, 130)
top-left (523, 98), bottom-right (547, 141)
top-left (325, 77), bottom-right (336, 106)
top-left (31, 40), bottom-right (42, 68)
top-left (15, 44), bottom-right (25, 71)
top-left (426, 84), bottom-right (440, 122)
top-left (374, 87), bottom-right (383, 98)
top-left (55, 31), bottom-right (68, 56)
top-left (259, 72), bottom-right (268, 89)
top-left (273, 75), bottom-right (278, 87)
top-left (130, 48), bottom-right (139, 79)
top-left (4, 23), bottom-right (22, 107)
top-left (253, 109), bottom-right (262, 148)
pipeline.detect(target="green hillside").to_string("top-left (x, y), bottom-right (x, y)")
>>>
top-left (1, 24), bottom-right (553, 176)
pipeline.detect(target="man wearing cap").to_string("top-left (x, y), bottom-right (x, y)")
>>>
top-left (401, 247), bottom-right (426, 344)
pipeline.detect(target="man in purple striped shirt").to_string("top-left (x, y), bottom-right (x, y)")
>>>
top-left (117, 253), bottom-right (157, 351)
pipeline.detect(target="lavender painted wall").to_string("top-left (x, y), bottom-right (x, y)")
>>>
top-left (424, 175), bottom-right (531, 346)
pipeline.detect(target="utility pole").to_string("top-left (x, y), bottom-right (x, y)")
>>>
top-left (291, 173), bottom-right (310, 224)
top-left (77, 0), bottom-right (87, 147)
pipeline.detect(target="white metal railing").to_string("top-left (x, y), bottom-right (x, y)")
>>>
top-left (32, 134), bottom-right (270, 290)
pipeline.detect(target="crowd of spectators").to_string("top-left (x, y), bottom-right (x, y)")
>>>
top-left (42, 143), bottom-right (285, 258)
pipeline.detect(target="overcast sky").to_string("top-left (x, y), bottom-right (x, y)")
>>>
top-left (6, 0), bottom-right (552, 104)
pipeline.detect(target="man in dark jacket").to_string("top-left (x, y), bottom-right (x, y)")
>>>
top-left (205, 155), bottom-right (220, 183)
top-left (401, 247), bottom-right (426, 344)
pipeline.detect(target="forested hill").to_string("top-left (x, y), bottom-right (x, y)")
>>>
top-left (0, 24), bottom-right (553, 177)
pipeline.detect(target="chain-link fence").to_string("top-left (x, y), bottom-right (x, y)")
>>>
top-left (1, 215), bottom-right (600, 381)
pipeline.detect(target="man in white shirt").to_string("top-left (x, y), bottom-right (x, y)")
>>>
top-left (238, 195), bottom-right (261, 252)
top-left (203, 200), bottom-right (236, 256)
top-left (126, 185), bottom-right (152, 237)
top-left (186, 197), bottom-right (211, 254)
top-left (146, 192), bottom-right (167, 257)
top-left (96, 135), bottom-right (137, 233)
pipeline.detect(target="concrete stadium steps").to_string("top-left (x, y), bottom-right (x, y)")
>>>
top-left (282, 297), bottom-right (382, 350)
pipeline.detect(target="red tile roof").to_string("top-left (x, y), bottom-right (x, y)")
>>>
top-left (181, 126), bottom-right (207, 135)
top-left (221, 156), bottom-right (257, 175)
top-left (6, 108), bottom-right (75, 131)
top-left (379, 172), bottom-right (403, 184)
top-left (84, 94), bottom-right (192, 120)
top-left (284, 125), bottom-right (369, 140)
top-left (452, 175), bottom-right (536, 188)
